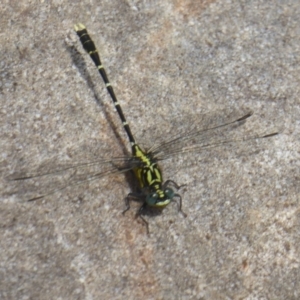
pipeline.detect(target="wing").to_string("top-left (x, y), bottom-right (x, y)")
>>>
top-left (6, 155), bottom-right (142, 201)
top-left (148, 107), bottom-right (281, 160)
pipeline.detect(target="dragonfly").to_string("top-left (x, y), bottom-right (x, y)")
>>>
top-left (7, 24), bottom-right (280, 233)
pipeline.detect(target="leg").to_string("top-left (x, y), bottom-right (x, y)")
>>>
top-left (136, 203), bottom-right (150, 234)
top-left (173, 193), bottom-right (187, 218)
top-left (163, 179), bottom-right (187, 191)
top-left (122, 192), bottom-right (143, 215)
top-left (123, 193), bottom-right (150, 234)
top-left (163, 180), bottom-right (187, 217)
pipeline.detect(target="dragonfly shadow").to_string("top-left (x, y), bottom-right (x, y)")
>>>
top-left (65, 42), bottom-right (128, 158)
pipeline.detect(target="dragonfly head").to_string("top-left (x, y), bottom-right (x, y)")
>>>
top-left (145, 187), bottom-right (174, 208)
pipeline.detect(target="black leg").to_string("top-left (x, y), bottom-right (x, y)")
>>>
top-left (173, 193), bottom-right (187, 218)
top-left (163, 179), bottom-right (187, 191)
top-left (136, 203), bottom-right (149, 234)
top-left (122, 192), bottom-right (143, 215)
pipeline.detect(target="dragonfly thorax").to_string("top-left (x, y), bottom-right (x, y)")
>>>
top-left (132, 144), bottom-right (174, 207)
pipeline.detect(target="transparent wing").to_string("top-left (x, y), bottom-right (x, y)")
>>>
top-left (147, 107), bottom-right (281, 160)
top-left (6, 155), bottom-right (142, 201)
top-left (6, 107), bottom-right (282, 201)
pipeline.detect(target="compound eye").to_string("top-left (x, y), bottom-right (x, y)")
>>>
top-left (164, 188), bottom-right (174, 199)
top-left (146, 193), bottom-right (158, 206)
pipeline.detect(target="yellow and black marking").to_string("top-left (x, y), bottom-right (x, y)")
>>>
top-left (74, 23), bottom-right (185, 232)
